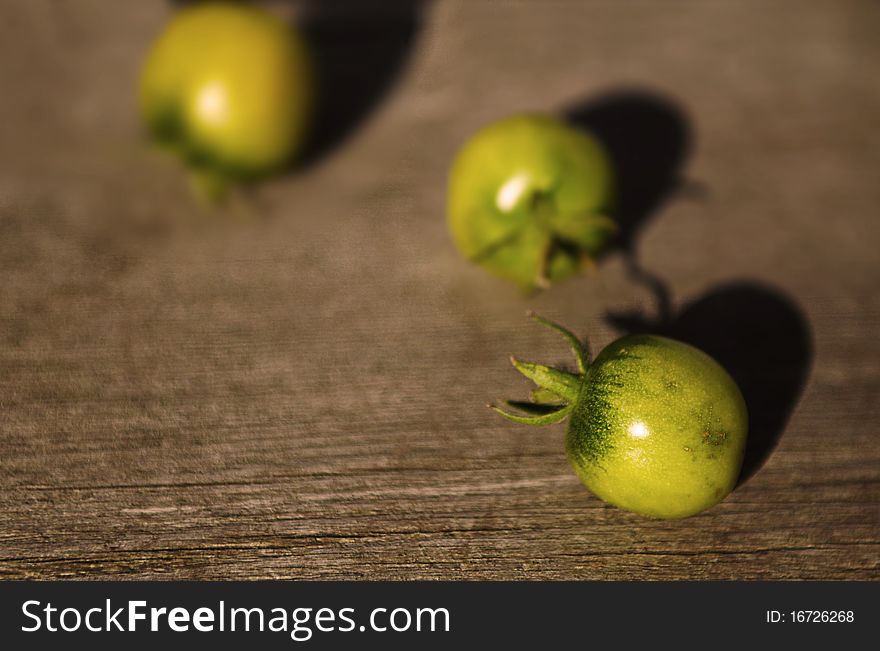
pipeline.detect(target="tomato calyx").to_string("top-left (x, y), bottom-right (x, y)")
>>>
top-left (468, 189), bottom-right (617, 292)
top-left (490, 312), bottom-right (590, 425)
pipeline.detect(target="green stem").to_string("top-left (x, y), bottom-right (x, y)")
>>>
top-left (510, 357), bottom-right (581, 403)
top-left (491, 403), bottom-right (572, 426)
top-left (527, 311), bottom-right (590, 372)
top-left (492, 314), bottom-right (592, 428)
top-left (189, 167), bottom-right (231, 206)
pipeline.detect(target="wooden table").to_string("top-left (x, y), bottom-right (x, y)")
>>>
top-left (1, 0), bottom-right (878, 579)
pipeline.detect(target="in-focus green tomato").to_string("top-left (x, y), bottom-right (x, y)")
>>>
top-left (447, 115), bottom-right (615, 292)
top-left (494, 314), bottom-right (748, 519)
top-left (140, 1), bottom-right (312, 181)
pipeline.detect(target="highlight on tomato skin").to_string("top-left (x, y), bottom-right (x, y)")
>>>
top-left (492, 313), bottom-right (748, 519)
top-left (139, 1), bottom-right (314, 192)
top-left (447, 114), bottom-right (616, 293)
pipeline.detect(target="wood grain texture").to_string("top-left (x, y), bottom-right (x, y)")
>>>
top-left (1, 0), bottom-right (878, 580)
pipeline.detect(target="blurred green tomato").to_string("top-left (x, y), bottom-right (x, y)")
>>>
top-left (140, 2), bottom-right (312, 181)
top-left (447, 115), bottom-right (615, 292)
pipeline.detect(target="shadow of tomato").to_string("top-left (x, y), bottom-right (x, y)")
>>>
top-left (607, 279), bottom-right (813, 484)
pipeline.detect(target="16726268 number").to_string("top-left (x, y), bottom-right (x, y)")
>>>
top-left (790, 611), bottom-right (854, 623)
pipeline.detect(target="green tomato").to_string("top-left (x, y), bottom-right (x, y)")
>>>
top-left (140, 2), bottom-right (312, 181)
top-left (447, 115), bottom-right (615, 292)
top-left (494, 313), bottom-right (748, 519)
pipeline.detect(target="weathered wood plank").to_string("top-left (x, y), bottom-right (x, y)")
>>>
top-left (1, 0), bottom-right (878, 580)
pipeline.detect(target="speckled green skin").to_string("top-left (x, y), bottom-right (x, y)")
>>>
top-left (447, 115), bottom-right (615, 292)
top-left (567, 335), bottom-right (748, 519)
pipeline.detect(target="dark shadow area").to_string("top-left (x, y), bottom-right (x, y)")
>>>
top-left (295, 0), bottom-right (427, 168)
top-left (607, 279), bottom-right (813, 484)
top-left (170, 0), bottom-right (428, 170)
top-left (564, 89), bottom-right (693, 259)
top-left (570, 89), bottom-right (811, 482)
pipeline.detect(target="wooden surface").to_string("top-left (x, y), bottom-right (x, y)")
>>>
top-left (1, 0), bottom-right (879, 580)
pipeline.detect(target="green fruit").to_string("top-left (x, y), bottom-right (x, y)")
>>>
top-left (494, 313), bottom-right (748, 519)
top-left (447, 115), bottom-right (615, 292)
top-left (140, 1), bottom-right (312, 184)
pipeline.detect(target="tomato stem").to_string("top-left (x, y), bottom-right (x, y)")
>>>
top-left (490, 403), bottom-right (572, 426)
top-left (491, 313), bottom-right (592, 427)
top-left (510, 357), bottom-right (581, 404)
top-left (189, 168), bottom-right (231, 205)
top-left (526, 311), bottom-right (590, 372)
